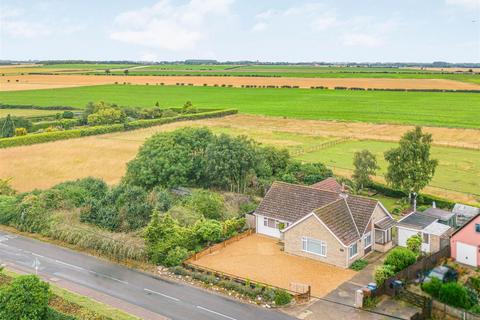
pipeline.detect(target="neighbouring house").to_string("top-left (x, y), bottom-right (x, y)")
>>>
top-left (450, 213), bottom-right (480, 267)
top-left (310, 177), bottom-right (343, 193)
top-left (397, 212), bottom-right (452, 254)
top-left (423, 207), bottom-right (457, 228)
top-left (453, 203), bottom-right (480, 227)
top-left (253, 180), bottom-right (396, 268)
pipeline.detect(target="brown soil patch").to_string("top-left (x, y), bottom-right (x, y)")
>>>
top-left (1, 74), bottom-right (479, 91)
top-left (1, 114), bottom-right (479, 195)
top-left (191, 234), bottom-right (356, 297)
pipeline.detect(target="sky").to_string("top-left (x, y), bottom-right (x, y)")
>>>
top-left (0, 0), bottom-right (479, 63)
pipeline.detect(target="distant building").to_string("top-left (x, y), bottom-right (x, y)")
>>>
top-left (423, 207), bottom-right (457, 228)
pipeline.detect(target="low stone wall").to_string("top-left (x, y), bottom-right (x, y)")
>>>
top-left (433, 300), bottom-right (480, 320)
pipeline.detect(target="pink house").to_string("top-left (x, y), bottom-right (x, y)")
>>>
top-left (450, 214), bottom-right (480, 267)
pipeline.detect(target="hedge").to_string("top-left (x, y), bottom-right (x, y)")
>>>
top-left (0, 104), bottom-right (79, 111)
top-left (369, 182), bottom-right (457, 209)
top-left (32, 119), bottom-right (82, 131)
top-left (0, 109), bottom-right (238, 148)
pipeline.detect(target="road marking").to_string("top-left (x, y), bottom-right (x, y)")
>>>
top-left (32, 253), bottom-right (44, 258)
top-left (144, 288), bottom-right (180, 302)
top-left (94, 272), bottom-right (128, 285)
top-left (196, 306), bottom-right (238, 320)
top-left (55, 259), bottom-right (86, 271)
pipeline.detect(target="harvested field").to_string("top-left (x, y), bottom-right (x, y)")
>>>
top-left (1, 114), bottom-right (478, 206)
top-left (1, 74), bottom-right (479, 91)
top-left (191, 234), bottom-right (356, 298)
top-left (0, 108), bottom-right (59, 117)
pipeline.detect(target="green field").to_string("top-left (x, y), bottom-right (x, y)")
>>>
top-left (1, 84), bottom-right (479, 128)
top-left (297, 140), bottom-right (480, 195)
top-left (0, 108), bottom-right (59, 117)
top-left (41, 63), bottom-right (137, 69)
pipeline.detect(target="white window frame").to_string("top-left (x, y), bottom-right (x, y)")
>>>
top-left (263, 217), bottom-right (288, 230)
top-left (349, 243), bottom-right (358, 258)
top-left (364, 232), bottom-right (372, 248)
top-left (302, 237), bottom-right (327, 257)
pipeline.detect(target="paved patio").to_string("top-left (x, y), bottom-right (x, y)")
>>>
top-left (191, 234), bottom-right (356, 297)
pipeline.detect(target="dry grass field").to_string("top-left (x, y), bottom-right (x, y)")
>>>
top-left (1, 114), bottom-right (478, 205)
top-left (0, 108), bottom-right (59, 117)
top-left (191, 234), bottom-right (356, 297)
top-left (2, 74), bottom-right (479, 91)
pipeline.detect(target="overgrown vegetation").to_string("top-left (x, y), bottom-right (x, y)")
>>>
top-left (350, 259), bottom-right (369, 271)
top-left (374, 247), bottom-right (417, 285)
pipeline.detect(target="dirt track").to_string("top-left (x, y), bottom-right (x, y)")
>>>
top-left (1, 74), bottom-right (480, 91)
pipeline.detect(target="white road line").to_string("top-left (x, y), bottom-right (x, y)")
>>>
top-left (196, 306), bottom-right (238, 320)
top-left (32, 253), bottom-right (44, 258)
top-left (93, 272), bottom-right (128, 285)
top-left (55, 260), bottom-right (86, 271)
top-left (144, 288), bottom-right (180, 302)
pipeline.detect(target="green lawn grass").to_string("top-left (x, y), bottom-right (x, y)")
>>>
top-left (297, 140), bottom-right (480, 196)
top-left (1, 85), bottom-right (479, 128)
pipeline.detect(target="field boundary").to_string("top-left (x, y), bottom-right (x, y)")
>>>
top-left (0, 108), bottom-right (238, 148)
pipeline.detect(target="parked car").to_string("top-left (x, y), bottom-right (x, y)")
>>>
top-left (423, 266), bottom-right (458, 283)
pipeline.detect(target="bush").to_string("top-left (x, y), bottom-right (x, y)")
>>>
top-left (0, 196), bottom-right (17, 225)
top-left (15, 127), bottom-right (27, 136)
top-left (439, 282), bottom-right (472, 309)
top-left (274, 289), bottom-right (292, 306)
top-left (374, 265), bottom-right (395, 286)
top-left (185, 190), bottom-right (225, 220)
top-left (52, 177), bottom-right (108, 208)
top-left (384, 247), bottom-right (417, 272)
top-left (163, 246), bottom-right (189, 267)
top-left (167, 205), bottom-right (202, 227)
top-left (150, 186), bottom-right (175, 212)
top-left (0, 275), bottom-right (51, 320)
top-left (62, 111), bottom-right (74, 119)
top-left (350, 259), bottom-right (368, 271)
top-left (14, 194), bottom-right (52, 234)
top-left (193, 219), bottom-right (224, 244)
top-left (406, 235), bottom-right (422, 255)
top-left (470, 304), bottom-right (480, 314)
top-left (422, 278), bottom-right (443, 297)
top-left (0, 178), bottom-right (16, 196)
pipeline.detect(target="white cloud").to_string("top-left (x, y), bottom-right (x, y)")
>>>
top-left (445, 0), bottom-right (480, 10)
top-left (0, 5), bottom-right (83, 39)
top-left (342, 33), bottom-right (381, 47)
top-left (140, 52), bottom-right (158, 61)
top-left (110, 0), bottom-right (234, 51)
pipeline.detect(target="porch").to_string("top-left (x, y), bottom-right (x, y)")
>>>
top-left (374, 217), bottom-right (396, 253)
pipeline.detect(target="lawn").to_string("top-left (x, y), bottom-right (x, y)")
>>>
top-left (297, 139), bottom-right (480, 196)
top-left (1, 84), bottom-right (479, 128)
top-left (0, 108), bottom-right (59, 117)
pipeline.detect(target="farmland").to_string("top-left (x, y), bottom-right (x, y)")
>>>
top-left (0, 108), bottom-right (59, 117)
top-left (0, 114), bottom-right (479, 205)
top-left (1, 84), bottom-right (480, 128)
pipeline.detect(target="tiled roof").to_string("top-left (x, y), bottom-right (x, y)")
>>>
top-left (314, 199), bottom-right (360, 245)
top-left (346, 196), bottom-right (378, 234)
top-left (255, 181), bottom-right (385, 244)
top-left (423, 208), bottom-right (455, 221)
top-left (310, 177), bottom-right (343, 193)
top-left (375, 216), bottom-right (397, 230)
top-left (255, 181), bottom-right (339, 222)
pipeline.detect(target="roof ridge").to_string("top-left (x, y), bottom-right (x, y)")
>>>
top-left (273, 180), bottom-right (340, 195)
top-left (344, 198), bottom-right (361, 237)
top-left (313, 198), bottom-right (344, 213)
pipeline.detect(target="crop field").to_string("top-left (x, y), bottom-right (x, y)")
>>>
top-left (0, 108), bottom-right (59, 117)
top-left (1, 84), bottom-right (479, 128)
top-left (3, 74), bottom-right (479, 92)
top-left (1, 114), bottom-right (478, 205)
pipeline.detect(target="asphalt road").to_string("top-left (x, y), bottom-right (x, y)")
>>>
top-left (0, 230), bottom-right (294, 320)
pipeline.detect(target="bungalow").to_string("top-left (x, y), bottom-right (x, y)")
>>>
top-left (450, 213), bottom-right (480, 267)
top-left (253, 181), bottom-right (396, 268)
top-left (396, 212), bottom-right (452, 254)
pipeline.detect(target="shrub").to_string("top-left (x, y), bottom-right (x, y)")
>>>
top-left (439, 282), bottom-right (472, 309)
top-left (15, 194), bottom-right (52, 234)
top-left (384, 247), bottom-right (417, 272)
top-left (406, 235), bottom-right (422, 255)
top-left (422, 278), bottom-right (442, 297)
top-left (0, 275), bottom-right (51, 320)
top-left (150, 186), bottom-right (175, 212)
top-left (274, 289), bottom-right (292, 306)
top-left (163, 246), bottom-right (189, 267)
top-left (14, 127), bottom-right (27, 136)
top-left (0, 196), bottom-right (17, 225)
top-left (470, 304), bottom-right (480, 314)
top-left (193, 219), bottom-right (224, 244)
top-left (167, 205), bottom-right (202, 227)
top-left (374, 265), bottom-right (395, 286)
top-left (169, 266), bottom-right (190, 276)
top-left (162, 109), bottom-right (179, 117)
top-left (185, 190), bottom-right (225, 220)
top-left (0, 178), bottom-right (16, 196)
top-left (262, 287), bottom-right (276, 301)
top-left (62, 111), bottom-right (74, 119)
top-left (350, 259), bottom-right (368, 271)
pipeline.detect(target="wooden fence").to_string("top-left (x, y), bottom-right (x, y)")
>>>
top-left (187, 229), bottom-right (253, 262)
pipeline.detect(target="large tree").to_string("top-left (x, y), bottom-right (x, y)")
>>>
top-left (1, 114), bottom-right (15, 138)
top-left (384, 126), bottom-right (438, 196)
top-left (352, 149), bottom-right (380, 190)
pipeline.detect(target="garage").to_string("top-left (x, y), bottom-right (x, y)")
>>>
top-left (456, 242), bottom-right (478, 267)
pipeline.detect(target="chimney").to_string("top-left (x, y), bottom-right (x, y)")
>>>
top-left (413, 192), bottom-right (417, 212)
top-left (339, 183), bottom-right (348, 199)
top-left (432, 201), bottom-right (436, 208)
